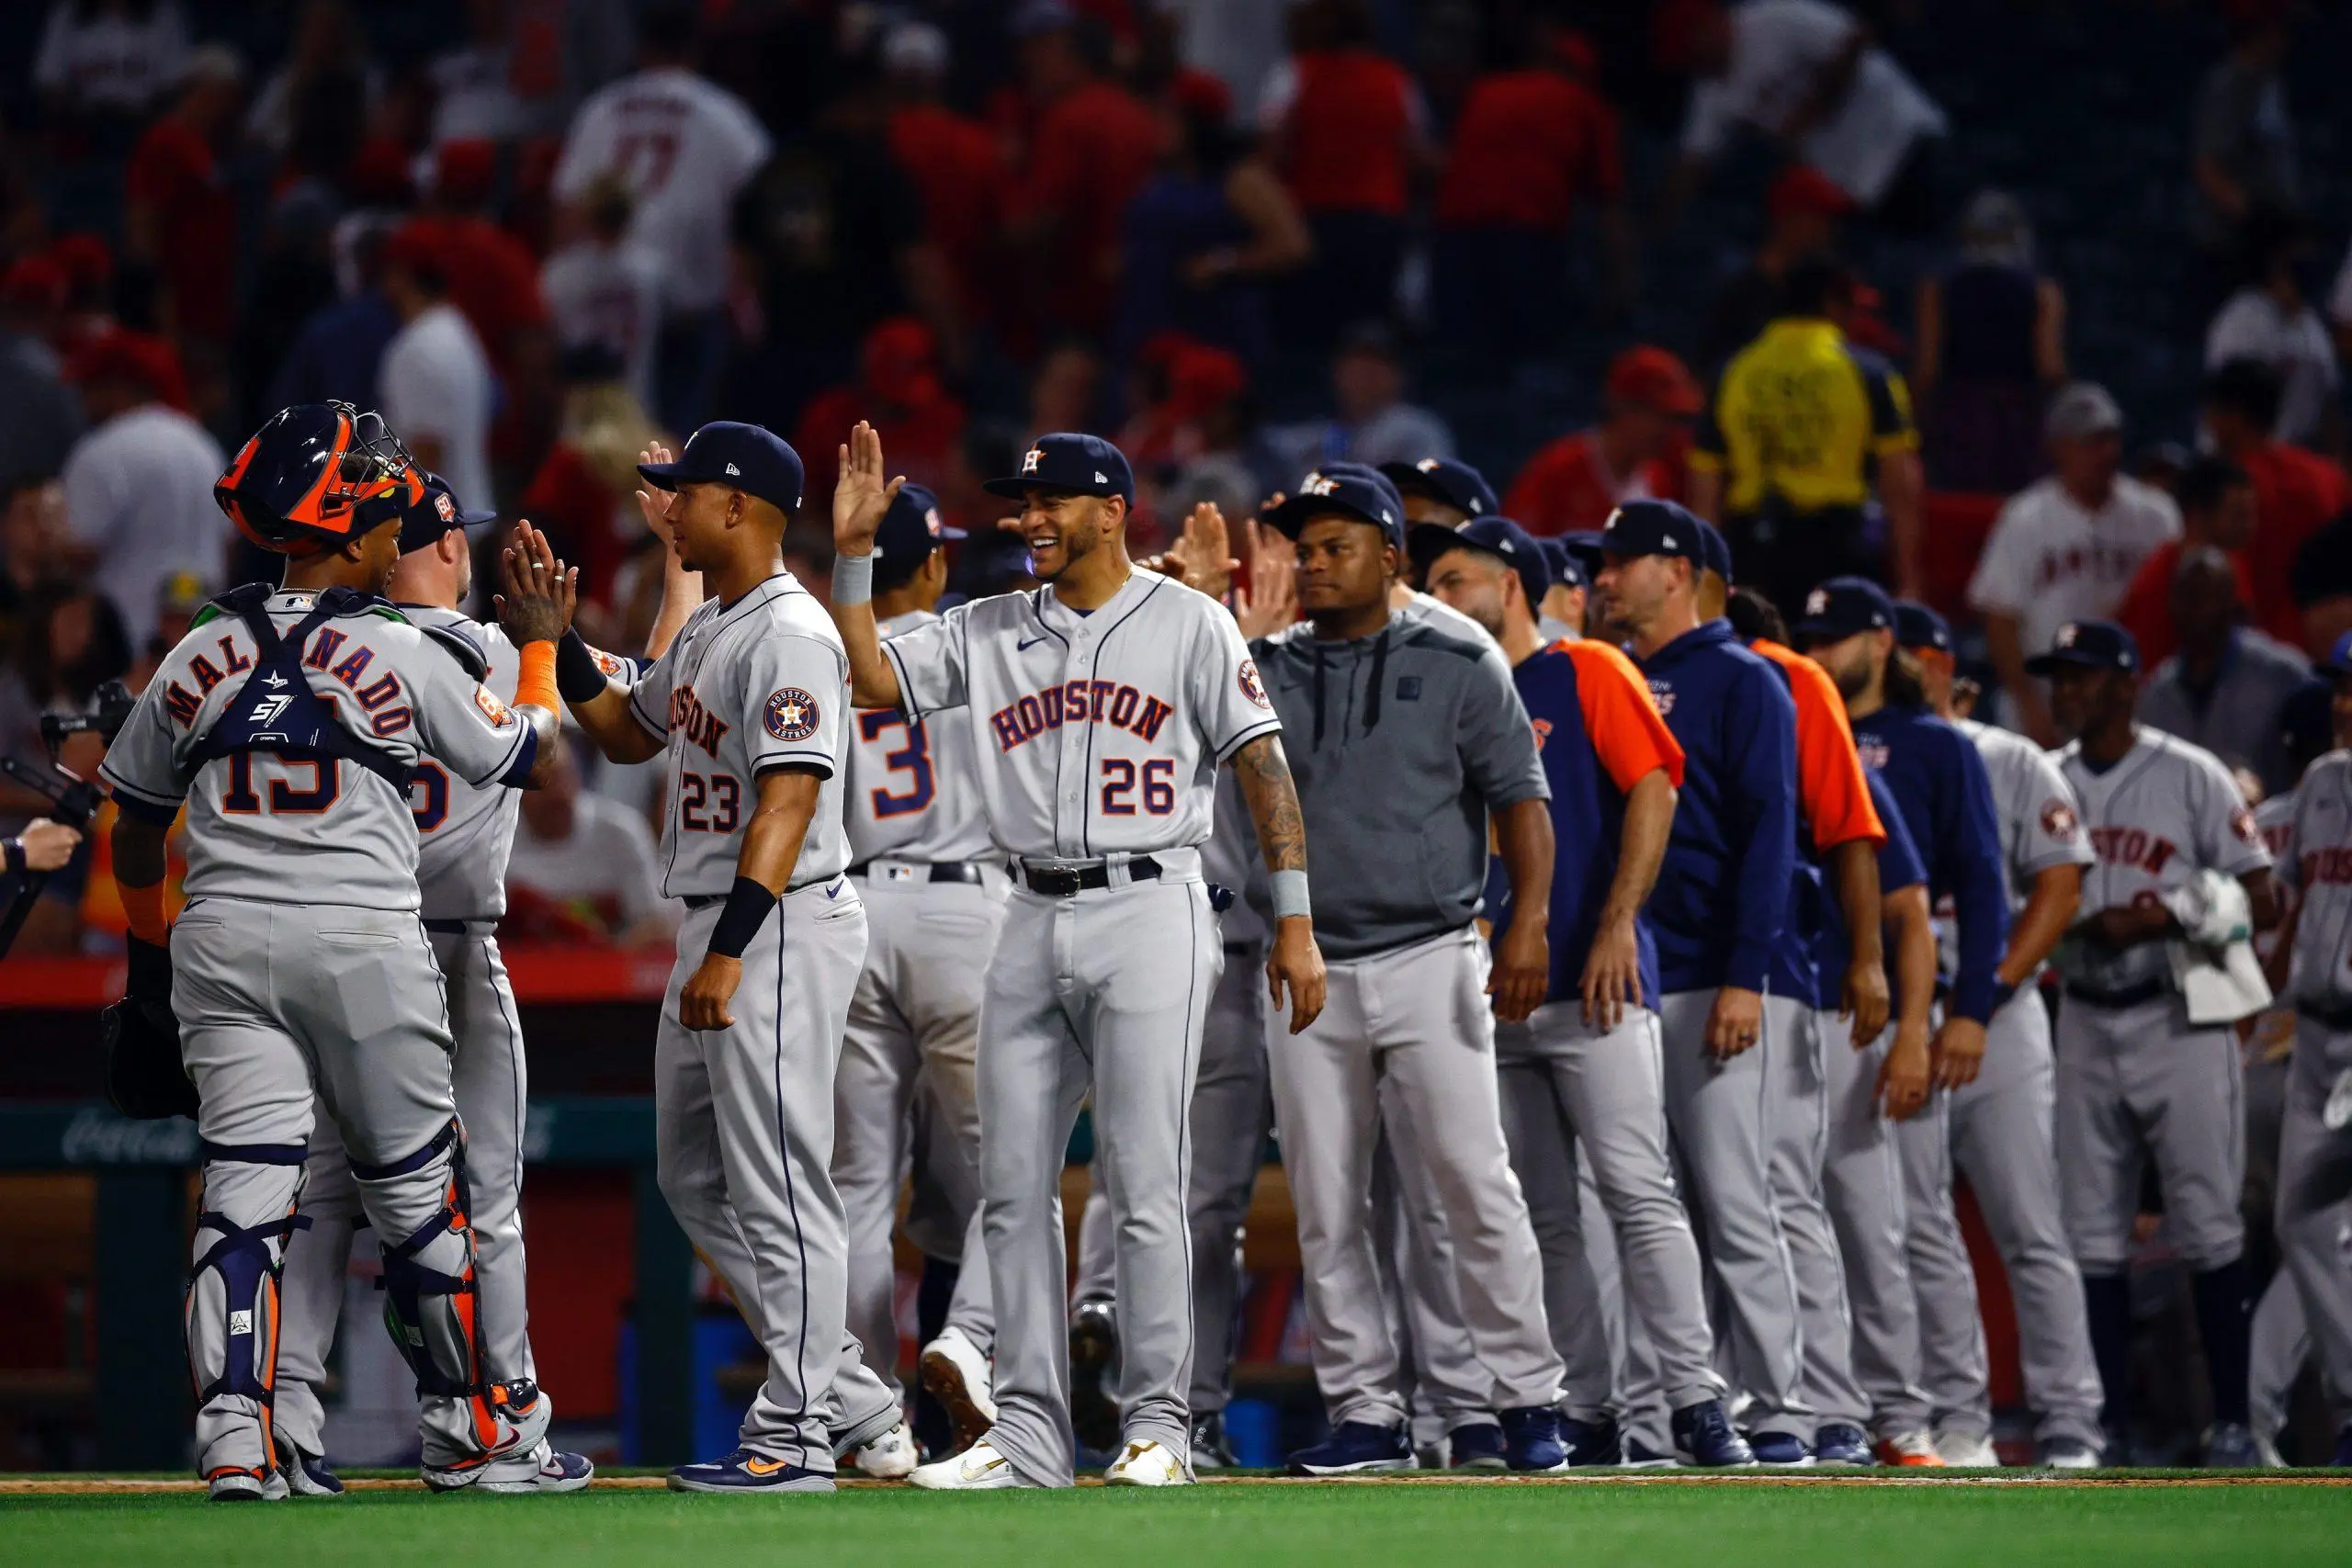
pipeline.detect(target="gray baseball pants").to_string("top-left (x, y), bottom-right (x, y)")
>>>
top-left (1268, 925), bottom-right (1565, 1431)
top-left (172, 901), bottom-right (507, 1482)
top-left (1497, 1000), bottom-right (1722, 1427)
top-left (1370, 1081), bottom-right (1496, 1449)
top-left (1917, 987), bottom-right (2104, 1448)
top-left (1654, 988), bottom-right (1809, 1434)
top-left (1814, 1010), bottom-right (1937, 1438)
top-left (1769, 1004), bottom-right (1872, 1434)
top-left (655, 883), bottom-right (898, 1471)
top-left (834, 866), bottom-right (1002, 1401)
top-left (277, 927), bottom-right (539, 1461)
top-left (978, 871), bottom-right (1220, 1486)
top-left (2277, 1013), bottom-right (2352, 1425)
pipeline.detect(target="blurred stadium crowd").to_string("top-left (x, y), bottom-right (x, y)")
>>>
top-left (6, 0), bottom-right (2352, 963)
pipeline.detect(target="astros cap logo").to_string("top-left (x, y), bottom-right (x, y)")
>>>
top-left (1805, 588), bottom-right (1829, 617)
top-left (1022, 446), bottom-right (1044, 475)
top-left (2055, 623), bottom-right (2079, 648)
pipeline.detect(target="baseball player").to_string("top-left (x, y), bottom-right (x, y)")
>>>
top-left (1720, 580), bottom-right (1905, 1466)
top-left (1713, 562), bottom-right (1894, 1469)
top-left (1244, 467), bottom-right (1567, 1476)
top-left (827, 481), bottom-right (1002, 1445)
top-left (1595, 499), bottom-right (1799, 1466)
top-left (1801, 577), bottom-right (2009, 1466)
top-left (99, 404), bottom-right (570, 1499)
top-left (827, 425), bottom-right (1325, 1490)
top-left (2249, 635), bottom-right (2352, 1467)
top-left (270, 471), bottom-right (603, 1496)
top-left (2034, 619), bottom-right (2278, 1468)
top-left (1897, 603), bottom-right (2107, 1469)
top-left (544, 421), bottom-right (909, 1492)
top-left (1424, 515), bottom-right (1746, 1469)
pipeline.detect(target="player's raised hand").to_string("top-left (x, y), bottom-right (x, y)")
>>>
top-left (1878, 1021), bottom-right (1931, 1121)
top-left (1267, 918), bottom-right (1327, 1033)
top-left (495, 520), bottom-right (577, 645)
top-left (635, 443), bottom-right (678, 541)
top-left (1234, 520), bottom-right (1297, 640)
top-left (681, 953), bottom-right (742, 1031)
top-left (833, 421), bottom-right (904, 558)
top-left (1163, 502), bottom-right (1239, 599)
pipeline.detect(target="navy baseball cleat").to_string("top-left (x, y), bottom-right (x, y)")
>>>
top-left (1747, 1429), bottom-right (1812, 1466)
top-left (667, 1449), bottom-right (836, 1494)
top-left (1500, 1407), bottom-right (1570, 1473)
top-left (1559, 1415), bottom-right (1623, 1467)
top-left (481, 1443), bottom-right (596, 1494)
top-left (1287, 1422), bottom-right (1415, 1476)
top-left (2203, 1422), bottom-right (2261, 1469)
top-left (1812, 1424), bottom-right (1873, 1468)
top-left (1448, 1422), bottom-right (1507, 1471)
top-left (275, 1436), bottom-right (344, 1497)
top-left (1671, 1400), bottom-right (1758, 1468)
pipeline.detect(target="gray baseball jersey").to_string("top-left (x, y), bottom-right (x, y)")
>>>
top-left (627, 573), bottom-right (853, 895)
top-left (101, 592), bottom-right (534, 910)
top-left (1946, 718), bottom-right (2095, 976)
top-left (845, 610), bottom-right (994, 865)
top-left (401, 608), bottom-right (521, 920)
top-left (881, 572), bottom-right (1279, 861)
top-left (2278, 753), bottom-right (2352, 1010)
top-left (2053, 727), bottom-right (2270, 994)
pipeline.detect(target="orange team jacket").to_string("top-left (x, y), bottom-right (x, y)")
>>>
top-left (1746, 637), bottom-right (1885, 852)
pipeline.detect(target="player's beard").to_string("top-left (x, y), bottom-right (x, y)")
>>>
top-left (1031, 517), bottom-right (1099, 582)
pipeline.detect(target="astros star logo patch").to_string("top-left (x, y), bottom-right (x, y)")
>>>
top-left (1238, 659), bottom-right (1270, 710)
top-left (765, 687), bottom-right (820, 742)
top-left (2040, 798), bottom-right (2079, 843)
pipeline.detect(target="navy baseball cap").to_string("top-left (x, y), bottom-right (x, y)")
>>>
top-left (1410, 515), bottom-right (1549, 609)
top-left (2319, 630), bottom-right (2352, 678)
top-left (1694, 518), bottom-right (1732, 583)
top-left (1600, 499), bottom-right (1706, 565)
top-left (1794, 576), bottom-right (1896, 642)
top-left (1538, 536), bottom-right (1587, 592)
top-left (397, 470), bottom-right (496, 555)
top-left (1264, 464), bottom-right (1407, 549)
top-left (1557, 530), bottom-right (1606, 583)
top-left (2024, 619), bottom-right (2140, 677)
top-left (638, 422), bottom-right (806, 515)
top-left (1894, 599), bottom-right (1953, 655)
top-left (871, 482), bottom-right (965, 591)
top-left (1379, 457), bottom-right (1497, 519)
top-left (983, 432), bottom-right (1136, 505)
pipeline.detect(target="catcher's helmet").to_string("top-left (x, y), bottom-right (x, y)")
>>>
top-left (213, 402), bottom-right (418, 554)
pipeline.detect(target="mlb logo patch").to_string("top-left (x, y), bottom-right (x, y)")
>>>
top-left (765, 687), bottom-right (820, 743)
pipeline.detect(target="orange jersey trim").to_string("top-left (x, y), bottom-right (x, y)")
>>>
top-left (1747, 637), bottom-right (1885, 852)
top-left (1562, 639), bottom-right (1685, 792)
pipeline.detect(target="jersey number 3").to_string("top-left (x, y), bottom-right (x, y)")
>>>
top-left (859, 711), bottom-right (935, 818)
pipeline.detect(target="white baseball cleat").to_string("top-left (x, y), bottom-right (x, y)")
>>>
top-left (910, 1438), bottom-right (1034, 1491)
top-left (850, 1421), bottom-right (919, 1480)
top-left (2324, 1066), bottom-right (2352, 1132)
top-left (207, 1468), bottom-right (289, 1503)
top-left (920, 1326), bottom-right (999, 1452)
top-left (1934, 1432), bottom-right (2001, 1468)
top-left (1103, 1438), bottom-right (1192, 1487)
top-left (478, 1441), bottom-right (595, 1494)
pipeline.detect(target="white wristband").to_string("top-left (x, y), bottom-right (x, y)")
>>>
top-left (1270, 869), bottom-right (1311, 921)
top-left (832, 552), bottom-right (874, 604)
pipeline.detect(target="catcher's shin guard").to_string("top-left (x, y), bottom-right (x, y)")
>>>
top-left (187, 1139), bottom-right (311, 1485)
top-left (355, 1120), bottom-right (485, 1400)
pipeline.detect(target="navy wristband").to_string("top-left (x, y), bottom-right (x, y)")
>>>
top-left (706, 876), bottom-right (778, 959)
top-left (556, 630), bottom-right (609, 704)
top-left (3, 837), bottom-right (23, 877)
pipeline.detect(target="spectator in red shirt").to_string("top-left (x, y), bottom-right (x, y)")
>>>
top-left (1007, 4), bottom-right (1163, 341)
top-left (1506, 346), bottom-right (1700, 536)
top-left (2115, 454), bottom-right (2259, 671)
top-left (404, 137), bottom-right (551, 382)
top-left (1432, 22), bottom-right (1628, 357)
top-left (883, 23), bottom-right (1008, 344)
top-left (793, 316), bottom-right (966, 505)
top-left (2205, 356), bottom-right (2352, 652)
top-left (1262, 0), bottom-right (1428, 348)
top-left (125, 46), bottom-right (244, 353)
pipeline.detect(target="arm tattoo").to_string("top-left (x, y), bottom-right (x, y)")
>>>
top-left (1231, 733), bottom-right (1308, 874)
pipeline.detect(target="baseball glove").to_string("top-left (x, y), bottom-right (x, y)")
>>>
top-left (101, 936), bottom-right (197, 1121)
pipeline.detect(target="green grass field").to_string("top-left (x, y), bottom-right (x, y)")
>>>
top-left (6, 1479), bottom-right (2351, 1568)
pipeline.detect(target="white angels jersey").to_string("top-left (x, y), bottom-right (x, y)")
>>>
top-left (845, 608), bottom-right (994, 866)
top-left (882, 571), bottom-right (1280, 863)
top-left (627, 572), bottom-right (852, 897)
top-left (100, 591), bottom-right (534, 911)
top-left (2053, 726), bottom-right (2271, 994)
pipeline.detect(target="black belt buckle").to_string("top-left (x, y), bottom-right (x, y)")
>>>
top-left (1022, 863), bottom-right (1084, 897)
